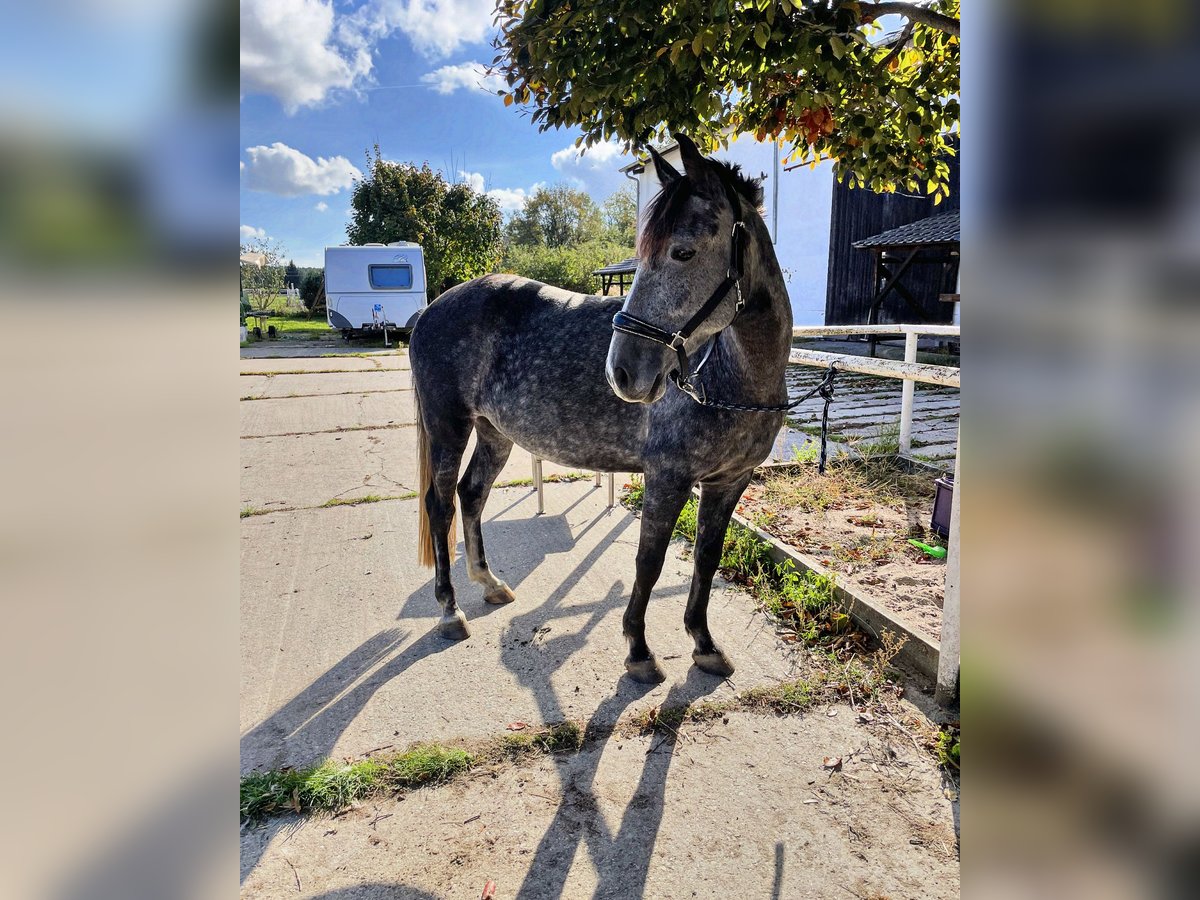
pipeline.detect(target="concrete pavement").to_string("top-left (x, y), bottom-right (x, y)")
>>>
top-left (239, 345), bottom-right (959, 898)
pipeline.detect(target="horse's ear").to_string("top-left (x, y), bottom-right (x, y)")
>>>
top-left (647, 145), bottom-right (681, 185)
top-left (675, 134), bottom-right (720, 195)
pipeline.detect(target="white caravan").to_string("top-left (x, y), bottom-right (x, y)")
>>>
top-left (324, 242), bottom-right (428, 339)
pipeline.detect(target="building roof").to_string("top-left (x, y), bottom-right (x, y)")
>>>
top-left (852, 211), bottom-right (959, 250)
top-left (592, 257), bottom-right (640, 276)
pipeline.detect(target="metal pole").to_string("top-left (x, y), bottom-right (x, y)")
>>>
top-left (935, 429), bottom-right (961, 706)
top-left (594, 472), bottom-right (602, 487)
top-left (532, 455), bottom-right (544, 514)
top-left (899, 331), bottom-right (918, 454)
top-left (606, 472), bottom-right (615, 508)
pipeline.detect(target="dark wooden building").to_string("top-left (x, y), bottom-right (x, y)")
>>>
top-left (824, 147), bottom-right (960, 326)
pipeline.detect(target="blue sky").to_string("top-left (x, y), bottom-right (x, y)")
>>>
top-left (241, 0), bottom-right (640, 267)
top-left (241, 0), bottom-right (834, 322)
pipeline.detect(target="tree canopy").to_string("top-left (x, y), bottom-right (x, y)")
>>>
top-left (505, 183), bottom-right (602, 247)
top-left (601, 186), bottom-right (638, 246)
top-left (239, 236), bottom-right (286, 313)
top-left (348, 149), bottom-right (504, 295)
top-left (492, 0), bottom-right (959, 199)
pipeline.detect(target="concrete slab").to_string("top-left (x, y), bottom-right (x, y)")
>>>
top-left (240, 355), bottom-right (409, 374)
top-left (240, 488), bottom-right (798, 774)
top-left (241, 428), bottom-right (601, 512)
top-left (241, 393), bottom-right (413, 439)
top-left (240, 370), bottom-right (412, 400)
top-left (241, 710), bottom-right (959, 899)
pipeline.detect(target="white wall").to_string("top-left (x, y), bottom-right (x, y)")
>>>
top-left (633, 138), bottom-right (835, 326)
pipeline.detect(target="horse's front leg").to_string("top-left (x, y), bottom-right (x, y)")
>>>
top-left (623, 470), bottom-right (693, 683)
top-left (685, 472), bottom-right (754, 677)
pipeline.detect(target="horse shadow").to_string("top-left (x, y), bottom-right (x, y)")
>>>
top-left (392, 484), bottom-right (605, 623)
top-left (515, 669), bottom-right (726, 899)
top-left (239, 627), bottom-right (453, 883)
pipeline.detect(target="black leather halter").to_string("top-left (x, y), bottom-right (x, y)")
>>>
top-left (611, 215), bottom-right (748, 404)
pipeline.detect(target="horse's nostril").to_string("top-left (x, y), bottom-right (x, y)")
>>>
top-left (612, 365), bottom-right (631, 392)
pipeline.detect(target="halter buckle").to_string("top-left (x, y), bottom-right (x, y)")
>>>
top-left (669, 332), bottom-right (687, 350)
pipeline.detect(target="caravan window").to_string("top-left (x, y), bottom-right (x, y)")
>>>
top-left (368, 264), bottom-right (414, 289)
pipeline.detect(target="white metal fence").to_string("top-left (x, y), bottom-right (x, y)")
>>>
top-left (789, 324), bottom-right (960, 703)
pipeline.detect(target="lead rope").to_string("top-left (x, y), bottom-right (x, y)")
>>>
top-left (683, 363), bottom-right (839, 474)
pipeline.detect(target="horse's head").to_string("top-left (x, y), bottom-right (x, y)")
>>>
top-left (605, 134), bottom-right (762, 404)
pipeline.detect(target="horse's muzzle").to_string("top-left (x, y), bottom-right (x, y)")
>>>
top-left (606, 360), bottom-right (668, 404)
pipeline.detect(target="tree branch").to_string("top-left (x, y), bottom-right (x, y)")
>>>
top-left (862, 3), bottom-right (960, 39)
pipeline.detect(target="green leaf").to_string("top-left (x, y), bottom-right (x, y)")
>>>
top-left (830, 35), bottom-right (846, 60)
top-left (753, 22), bottom-right (769, 49)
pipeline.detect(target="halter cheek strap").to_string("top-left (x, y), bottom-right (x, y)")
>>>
top-left (611, 218), bottom-right (748, 395)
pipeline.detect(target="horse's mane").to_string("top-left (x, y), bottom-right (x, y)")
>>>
top-left (637, 158), bottom-right (764, 260)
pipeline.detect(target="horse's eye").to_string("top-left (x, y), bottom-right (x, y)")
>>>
top-left (670, 246), bottom-right (696, 262)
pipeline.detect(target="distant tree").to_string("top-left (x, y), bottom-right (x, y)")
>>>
top-left (601, 187), bottom-right (638, 247)
top-left (240, 236), bottom-right (286, 314)
top-left (347, 148), bottom-right (503, 296)
top-left (505, 184), bottom-right (602, 248)
top-left (502, 240), bottom-right (632, 294)
top-left (300, 270), bottom-right (324, 315)
top-left (493, 0), bottom-right (959, 199)
top-left (284, 260), bottom-right (301, 290)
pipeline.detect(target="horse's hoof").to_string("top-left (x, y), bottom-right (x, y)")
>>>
top-left (692, 649), bottom-right (735, 678)
top-left (625, 655), bottom-right (666, 684)
top-left (483, 583), bottom-right (516, 605)
top-left (438, 611), bottom-right (471, 641)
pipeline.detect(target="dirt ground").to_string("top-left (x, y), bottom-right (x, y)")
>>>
top-left (739, 461), bottom-right (948, 643)
top-left (242, 711), bottom-right (959, 900)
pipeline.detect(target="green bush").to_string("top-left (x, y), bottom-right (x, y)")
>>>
top-left (501, 239), bottom-right (632, 295)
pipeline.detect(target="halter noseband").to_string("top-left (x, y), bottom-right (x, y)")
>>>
top-left (611, 204), bottom-right (748, 403)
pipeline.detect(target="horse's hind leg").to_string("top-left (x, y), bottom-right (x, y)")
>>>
top-left (685, 472), bottom-right (754, 677)
top-left (458, 418), bottom-right (516, 605)
top-left (426, 420), bottom-right (473, 640)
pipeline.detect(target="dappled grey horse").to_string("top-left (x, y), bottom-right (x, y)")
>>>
top-left (410, 135), bottom-right (793, 682)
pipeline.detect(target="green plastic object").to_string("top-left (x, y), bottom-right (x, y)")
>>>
top-left (907, 539), bottom-right (947, 560)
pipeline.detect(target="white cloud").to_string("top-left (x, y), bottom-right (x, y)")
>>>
top-left (420, 62), bottom-right (503, 95)
top-left (547, 140), bottom-right (633, 199)
top-left (458, 170), bottom-right (539, 215)
top-left (243, 142), bottom-right (362, 196)
top-left (486, 187), bottom-right (531, 215)
top-left (241, 0), bottom-right (372, 113)
top-left (551, 140), bottom-right (626, 173)
top-left (315, 201), bottom-right (329, 212)
top-left (341, 0), bottom-right (495, 61)
top-left (459, 171), bottom-right (486, 193)
top-left (240, 225), bottom-right (267, 241)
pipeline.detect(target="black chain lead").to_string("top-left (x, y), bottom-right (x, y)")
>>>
top-left (681, 364), bottom-right (838, 473)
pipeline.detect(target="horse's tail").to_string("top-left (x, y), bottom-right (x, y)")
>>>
top-left (414, 386), bottom-right (455, 568)
top-left (415, 388), bottom-right (436, 568)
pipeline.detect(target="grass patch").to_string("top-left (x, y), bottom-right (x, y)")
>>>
top-left (242, 724), bottom-right (583, 822)
top-left (851, 420), bottom-right (901, 458)
top-left (240, 506), bottom-right (269, 518)
top-left (757, 456), bottom-right (930, 515)
top-left (240, 744), bottom-right (472, 820)
top-left (319, 493), bottom-right (418, 508)
top-left (494, 473), bottom-right (594, 489)
top-left (496, 722), bottom-right (584, 758)
top-left (620, 475), bottom-right (646, 511)
top-left (935, 725), bottom-right (960, 771)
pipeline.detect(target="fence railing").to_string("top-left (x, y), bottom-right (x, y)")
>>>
top-left (791, 324), bottom-right (959, 455)
top-left (789, 323), bottom-right (960, 704)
